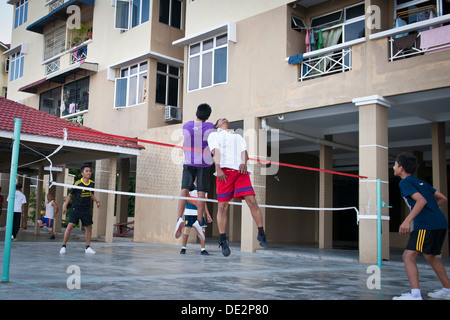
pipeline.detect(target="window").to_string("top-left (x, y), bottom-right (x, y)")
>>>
top-left (115, 0), bottom-right (150, 30)
top-left (395, 0), bottom-right (450, 25)
top-left (310, 2), bottom-right (365, 50)
top-left (115, 61), bottom-right (148, 108)
top-left (291, 15), bottom-right (306, 33)
top-left (14, 0), bottom-right (28, 29)
top-left (9, 51), bottom-right (24, 82)
top-left (159, 0), bottom-right (182, 29)
top-left (43, 25), bottom-right (66, 61)
top-left (188, 34), bottom-right (228, 91)
top-left (62, 77), bottom-right (90, 117)
top-left (40, 87), bottom-right (62, 117)
top-left (156, 62), bottom-right (180, 106)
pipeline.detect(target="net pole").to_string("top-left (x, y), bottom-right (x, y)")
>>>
top-left (376, 178), bottom-right (382, 268)
top-left (2, 118), bottom-right (22, 283)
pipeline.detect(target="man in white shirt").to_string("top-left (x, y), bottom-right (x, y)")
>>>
top-left (8, 183), bottom-right (27, 241)
top-left (207, 118), bottom-right (267, 256)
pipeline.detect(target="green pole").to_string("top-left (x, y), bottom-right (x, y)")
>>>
top-left (2, 118), bottom-right (22, 283)
top-left (376, 178), bottom-right (382, 268)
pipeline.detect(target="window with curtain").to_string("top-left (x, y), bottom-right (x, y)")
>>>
top-left (310, 2), bottom-right (365, 50)
top-left (115, 0), bottom-right (150, 30)
top-left (188, 34), bottom-right (228, 91)
top-left (115, 61), bottom-right (148, 108)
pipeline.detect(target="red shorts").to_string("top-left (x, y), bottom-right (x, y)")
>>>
top-left (216, 168), bottom-right (255, 202)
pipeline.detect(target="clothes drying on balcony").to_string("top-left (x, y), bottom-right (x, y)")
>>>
top-left (420, 25), bottom-right (450, 54)
top-left (392, 32), bottom-right (420, 55)
top-left (288, 54), bottom-right (303, 65)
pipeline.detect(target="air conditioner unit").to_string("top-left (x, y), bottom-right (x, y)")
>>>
top-left (165, 105), bottom-right (182, 122)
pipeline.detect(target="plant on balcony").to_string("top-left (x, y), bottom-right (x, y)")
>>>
top-left (72, 24), bottom-right (92, 47)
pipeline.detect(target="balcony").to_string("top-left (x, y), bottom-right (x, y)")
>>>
top-left (369, 14), bottom-right (450, 62)
top-left (26, 0), bottom-right (95, 34)
top-left (286, 38), bottom-right (365, 81)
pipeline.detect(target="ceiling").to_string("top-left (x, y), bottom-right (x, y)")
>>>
top-left (264, 87), bottom-right (450, 172)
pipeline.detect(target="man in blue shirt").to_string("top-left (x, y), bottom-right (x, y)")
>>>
top-left (392, 152), bottom-right (450, 300)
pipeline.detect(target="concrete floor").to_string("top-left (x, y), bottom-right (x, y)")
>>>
top-left (0, 228), bottom-right (449, 304)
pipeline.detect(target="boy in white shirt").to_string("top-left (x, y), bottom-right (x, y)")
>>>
top-left (38, 193), bottom-right (59, 239)
top-left (207, 118), bottom-right (267, 256)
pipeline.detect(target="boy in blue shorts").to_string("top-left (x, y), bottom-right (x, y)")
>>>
top-left (392, 152), bottom-right (450, 300)
top-left (38, 193), bottom-right (59, 239)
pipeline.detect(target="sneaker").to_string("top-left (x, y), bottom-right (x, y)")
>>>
top-left (60, 246), bottom-right (66, 254)
top-left (85, 246), bottom-right (96, 254)
top-left (49, 235), bottom-right (55, 240)
top-left (219, 239), bottom-right (231, 257)
top-left (174, 218), bottom-right (184, 239)
top-left (257, 234), bottom-right (268, 248)
top-left (200, 250), bottom-right (209, 256)
top-left (392, 292), bottom-right (422, 300)
top-left (192, 220), bottom-right (205, 241)
top-left (180, 248), bottom-right (186, 254)
top-left (428, 288), bottom-right (450, 299)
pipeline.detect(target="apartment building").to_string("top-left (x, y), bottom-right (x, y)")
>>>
top-left (0, 42), bottom-right (9, 98)
top-left (4, 0), bottom-right (450, 264)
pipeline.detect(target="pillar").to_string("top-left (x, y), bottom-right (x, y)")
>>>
top-left (116, 158), bottom-right (130, 233)
top-left (354, 95), bottom-right (390, 264)
top-left (241, 117), bottom-right (266, 252)
top-left (92, 156), bottom-right (117, 242)
top-left (431, 122), bottom-right (448, 258)
top-left (319, 135), bottom-right (333, 249)
top-left (53, 169), bottom-right (65, 233)
top-left (34, 166), bottom-right (44, 235)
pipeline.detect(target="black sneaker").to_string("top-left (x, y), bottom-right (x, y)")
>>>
top-left (200, 250), bottom-right (209, 256)
top-left (257, 234), bottom-right (268, 248)
top-left (180, 248), bottom-right (186, 254)
top-left (219, 239), bottom-right (231, 257)
top-left (49, 235), bottom-right (55, 240)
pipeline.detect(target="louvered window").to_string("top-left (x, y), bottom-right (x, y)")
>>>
top-left (44, 25), bottom-right (66, 61)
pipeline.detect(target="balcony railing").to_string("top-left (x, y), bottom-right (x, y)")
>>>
top-left (286, 38), bottom-right (366, 82)
top-left (370, 14), bottom-right (450, 62)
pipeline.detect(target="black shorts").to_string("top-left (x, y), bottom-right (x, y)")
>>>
top-left (406, 229), bottom-right (447, 255)
top-left (181, 165), bottom-right (210, 192)
top-left (69, 208), bottom-right (93, 226)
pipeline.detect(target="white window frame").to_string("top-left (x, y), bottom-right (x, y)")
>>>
top-left (188, 33), bottom-right (228, 92)
top-left (14, 0), bottom-right (28, 29)
top-left (9, 51), bottom-right (24, 82)
top-left (114, 61), bottom-right (148, 108)
top-left (156, 62), bottom-right (180, 107)
top-left (310, 2), bottom-right (365, 45)
top-left (114, 0), bottom-right (150, 31)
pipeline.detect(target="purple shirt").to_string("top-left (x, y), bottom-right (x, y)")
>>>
top-left (183, 121), bottom-right (215, 167)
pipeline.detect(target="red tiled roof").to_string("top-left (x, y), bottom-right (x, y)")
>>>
top-left (0, 97), bottom-right (143, 151)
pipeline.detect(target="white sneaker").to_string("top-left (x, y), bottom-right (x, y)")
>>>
top-left (60, 246), bottom-right (66, 254)
top-left (85, 246), bottom-right (96, 254)
top-left (428, 288), bottom-right (450, 299)
top-left (392, 292), bottom-right (422, 300)
top-left (174, 217), bottom-right (184, 239)
top-left (192, 220), bottom-right (205, 241)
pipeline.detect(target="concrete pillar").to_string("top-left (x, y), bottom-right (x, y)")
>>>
top-left (21, 174), bottom-right (30, 230)
top-left (431, 122), bottom-right (448, 258)
top-left (354, 95), bottom-right (390, 264)
top-left (53, 170), bottom-right (65, 233)
top-left (34, 166), bottom-right (44, 235)
top-left (319, 135), bottom-right (333, 249)
top-left (92, 157), bottom-right (117, 242)
top-left (116, 158), bottom-right (130, 233)
top-left (241, 117), bottom-right (266, 253)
